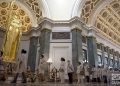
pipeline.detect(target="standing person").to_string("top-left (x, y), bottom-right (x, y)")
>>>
top-left (84, 63), bottom-right (90, 83)
top-left (59, 57), bottom-right (65, 83)
top-left (92, 65), bottom-right (97, 82)
top-left (97, 66), bottom-right (101, 83)
top-left (103, 65), bottom-right (108, 83)
top-left (0, 51), bottom-right (3, 71)
top-left (67, 60), bottom-right (74, 84)
top-left (102, 65), bottom-right (108, 83)
top-left (11, 49), bottom-right (27, 83)
top-left (0, 51), bottom-right (5, 81)
top-left (38, 54), bottom-right (46, 82)
top-left (77, 62), bottom-right (84, 83)
top-left (107, 68), bottom-right (112, 84)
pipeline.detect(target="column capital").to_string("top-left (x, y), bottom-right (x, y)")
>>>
top-left (30, 29), bottom-right (41, 37)
top-left (71, 27), bottom-right (82, 32)
top-left (39, 19), bottom-right (52, 31)
top-left (41, 28), bottom-right (52, 32)
top-left (86, 35), bottom-right (96, 40)
top-left (87, 26), bottom-right (98, 37)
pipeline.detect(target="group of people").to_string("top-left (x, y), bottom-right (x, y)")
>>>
top-left (0, 49), bottom-right (120, 84)
top-left (58, 58), bottom-right (120, 84)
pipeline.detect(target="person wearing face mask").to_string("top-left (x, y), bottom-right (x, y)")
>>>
top-left (11, 49), bottom-right (27, 83)
top-left (38, 54), bottom-right (47, 82)
top-left (59, 57), bottom-right (66, 83)
top-left (77, 62), bottom-right (84, 84)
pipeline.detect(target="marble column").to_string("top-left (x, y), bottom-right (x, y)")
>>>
top-left (39, 28), bottom-right (51, 79)
top-left (107, 47), bottom-right (110, 67)
top-left (39, 28), bottom-right (51, 58)
top-left (119, 54), bottom-right (120, 69)
top-left (87, 36), bottom-right (98, 67)
top-left (27, 36), bottom-right (38, 71)
top-left (71, 28), bottom-right (83, 70)
top-left (117, 52), bottom-right (119, 68)
top-left (116, 52), bottom-right (119, 68)
top-left (113, 50), bottom-right (115, 68)
top-left (101, 44), bottom-right (105, 65)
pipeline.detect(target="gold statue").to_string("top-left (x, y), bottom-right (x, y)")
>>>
top-left (2, 0), bottom-right (22, 62)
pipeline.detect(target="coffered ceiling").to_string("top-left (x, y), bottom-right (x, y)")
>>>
top-left (80, 0), bottom-right (120, 45)
top-left (95, 0), bottom-right (120, 45)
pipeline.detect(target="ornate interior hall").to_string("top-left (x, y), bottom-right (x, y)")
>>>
top-left (0, 0), bottom-right (120, 85)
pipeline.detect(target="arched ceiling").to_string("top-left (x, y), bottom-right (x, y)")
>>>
top-left (81, 0), bottom-right (102, 23)
top-left (0, 0), bottom-right (43, 32)
top-left (95, 0), bottom-right (120, 45)
top-left (80, 0), bottom-right (120, 45)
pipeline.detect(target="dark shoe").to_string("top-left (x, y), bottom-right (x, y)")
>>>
top-left (11, 80), bottom-right (16, 83)
top-left (22, 80), bottom-right (26, 83)
top-left (22, 81), bottom-right (26, 83)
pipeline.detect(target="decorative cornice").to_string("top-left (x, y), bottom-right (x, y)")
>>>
top-left (95, 29), bottom-right (120, 52)
top-left (38, 17), bottom-right (85, 29)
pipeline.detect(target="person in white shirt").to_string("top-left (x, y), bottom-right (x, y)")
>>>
top-left (59, 57), bottom-right (65, 83)
top-left (11, 49), bottom-right (27, 83)
top-left (102, 65), bottom-right (108, 83)
top-left (67, 60), bottom-right (74, 84)
top-left (77, 62), bottom-right (84, 83)
top-left (97, 66), bottom-right (101, 83)
top-left (84, 63), bottom-right (90, 83)
top-left (38, 54), bottom-right (46, 82)
top-left (107, 68), bottom-right (112, 84)
top-left (92, 65), bottom-right (97, 82)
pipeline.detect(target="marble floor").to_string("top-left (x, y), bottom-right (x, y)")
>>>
top-left (0, 82), bottom-right (116, 86)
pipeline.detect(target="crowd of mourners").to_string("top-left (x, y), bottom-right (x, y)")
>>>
top-left (0, 49), bottom-right (120, 84)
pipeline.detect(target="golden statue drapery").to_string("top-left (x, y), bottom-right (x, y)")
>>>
top-left (2, 0), bottom-right (22, 63)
